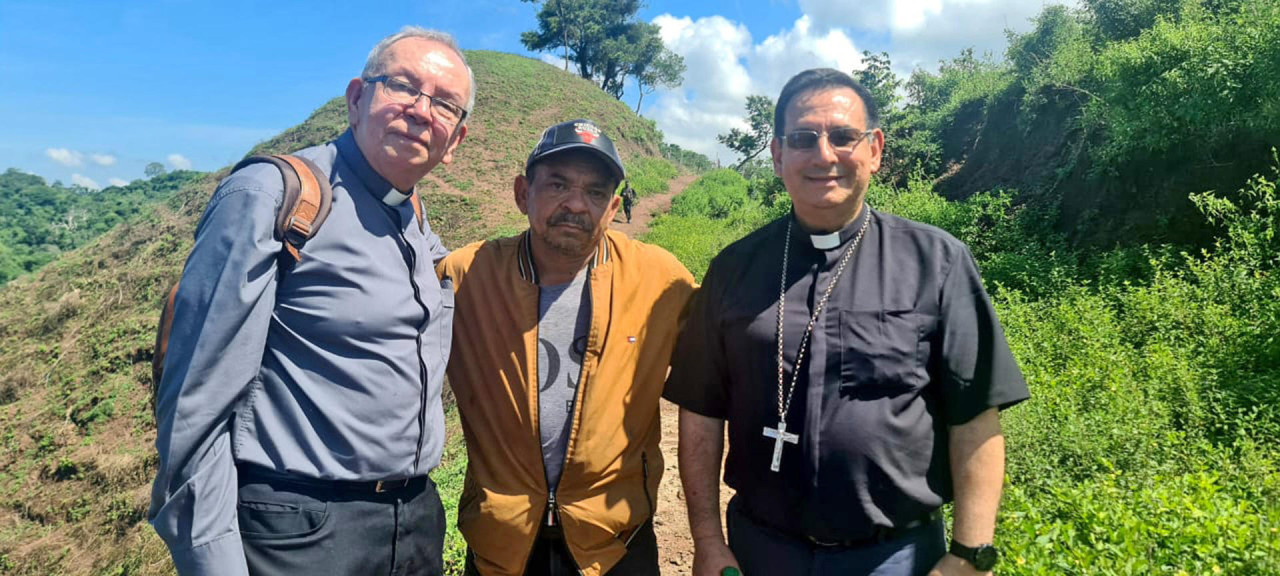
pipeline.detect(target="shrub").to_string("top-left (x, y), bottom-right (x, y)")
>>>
top-left (669, 169), bottom-right (751, 219)
top-left (627, 157), bottom-right (678, 197)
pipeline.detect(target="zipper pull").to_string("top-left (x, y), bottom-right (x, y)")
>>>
top-left (546, 491), bottom-right (558, 527)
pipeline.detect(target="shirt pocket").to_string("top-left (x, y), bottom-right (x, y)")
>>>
top-left (839, 309), bottom-right (923, 393)
top-left (437, 279), bottom-right (456, 362)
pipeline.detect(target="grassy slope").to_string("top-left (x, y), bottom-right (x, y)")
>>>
top-left (0, 50), bottom-right (665, 575)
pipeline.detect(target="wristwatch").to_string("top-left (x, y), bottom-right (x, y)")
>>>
top-left (949, 540), bottom-right (999, 571)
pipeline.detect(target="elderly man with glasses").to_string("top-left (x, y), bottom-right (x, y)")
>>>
top-left (150, 27), bottom-right (473, 576)
top-left (667, 68), bottom-right (1030, 576)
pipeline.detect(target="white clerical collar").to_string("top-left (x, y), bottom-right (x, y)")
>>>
top-left (810, 231), bottom-right (841, 250)
top-left (381, 188), bottom-right (412, 206)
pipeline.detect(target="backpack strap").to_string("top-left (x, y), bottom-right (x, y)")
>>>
top-left (153, 154), bottom-right (333, 413)
top-left (409, 188), bottom-right (425, 233)
top-left (230, 154), bottom-right (334, 263)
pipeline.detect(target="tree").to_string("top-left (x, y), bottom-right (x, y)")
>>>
top-left (717, 95), bottom-right (775, 172)
top-left (854, 51), bottom-right (902, 113)
top-left (631, 30), bottom-right (685, 113)
top-left (521, 0), bottom-right (682, 101)
top-left (145, 162), bottom-right (166, 179)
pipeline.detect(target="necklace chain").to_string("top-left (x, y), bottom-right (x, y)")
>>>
top-left (775, 212), bottom-right (870, 424)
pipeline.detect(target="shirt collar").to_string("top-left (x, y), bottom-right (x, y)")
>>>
top-left (336, 130), bottom-right (411, 206)
top-left (517, 230), bottom-right (610, 285)
top-left (790, 202), bottom-right (871, 251)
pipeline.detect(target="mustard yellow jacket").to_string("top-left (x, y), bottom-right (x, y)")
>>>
top-left (438, 229), bottom-right (696, 576)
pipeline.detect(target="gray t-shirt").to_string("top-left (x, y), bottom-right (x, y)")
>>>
top-left (537, 271), bottom-right (591, 490)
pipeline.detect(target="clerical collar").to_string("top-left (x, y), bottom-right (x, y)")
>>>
top-left (793, 203), bottom-right (871, 251)
top-left (335, 130), bottom-right (413, 206)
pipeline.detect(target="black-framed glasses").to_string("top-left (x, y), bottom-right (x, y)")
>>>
top-left (782, 128), bottom-right (874, 151)
top-left (364, 75), bottom-right (468, 125)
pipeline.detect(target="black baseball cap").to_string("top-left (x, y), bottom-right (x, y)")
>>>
top-left (525, 119), bottom-right (626, 183)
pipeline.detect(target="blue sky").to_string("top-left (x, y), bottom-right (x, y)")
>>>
top-left (0, 0), bottom-right (1067, 188)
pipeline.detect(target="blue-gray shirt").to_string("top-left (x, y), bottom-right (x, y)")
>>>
top-left (149, 131), bottom-right (453, 575)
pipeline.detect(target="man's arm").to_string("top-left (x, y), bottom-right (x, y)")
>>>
top-left (931, 408), bottom-right (1004, 576)
top-left (680, 409), bottom-right (740, 576)
top-left (149, 171), bottom-right (283, 576)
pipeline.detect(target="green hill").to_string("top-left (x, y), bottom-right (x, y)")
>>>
top-left (0, 50), bottom-right (672, 575)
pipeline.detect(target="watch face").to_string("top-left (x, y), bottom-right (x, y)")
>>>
top-left (973, 545), bottom-right (999, 570)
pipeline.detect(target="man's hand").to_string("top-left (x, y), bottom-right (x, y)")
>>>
top-left (692, 538), bottom-right (741, 576)
top-left (929, 553), bottom-right (990, 576)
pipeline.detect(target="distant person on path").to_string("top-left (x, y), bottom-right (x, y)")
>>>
top-left (667, 68), bottom-right (1029, 576)
top-left (621, 184), bottom-right (638, 223)
top-left (438, 119), bottom-right (696, 576)
top-left (149, 27), bottom-right (474, 576)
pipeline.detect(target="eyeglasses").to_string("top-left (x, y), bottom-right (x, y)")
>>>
top-left (365, 75), bottom-right (468, 126)
top-left (782, 128), bottom-right (874, 151)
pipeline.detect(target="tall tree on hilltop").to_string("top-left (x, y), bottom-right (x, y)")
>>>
top-left (717, 95), bottom-right (775, 172)
top-left (631, 29), bottom-right (684, 113)
top-left (521, 0), bottom-right (682, 101)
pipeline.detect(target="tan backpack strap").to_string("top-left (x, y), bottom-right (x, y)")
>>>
top-left (151, 281), bottom-right (181, 415)
top-left (410, 188), bottom-right (425, 233)
top-left (276, 155), bottom-right (327, 261)
top-left (230, 154), bottom-right (333, 264)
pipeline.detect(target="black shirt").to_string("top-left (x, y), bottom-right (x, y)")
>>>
top-left (664, 206), bottom-right (1029, 542)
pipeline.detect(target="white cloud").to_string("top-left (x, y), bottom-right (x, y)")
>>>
top-left (90, 153), bottom-right (117, 166)
top-left (167, 153), bottom-right (192, 170)
top-left (46, 148), bottom-right (83, 167)
top-left (108, 178), bottom-right (129, 187)
top-left (539, 53), bottom-right (571, 72)
top-left (799, 0), bottom-right (1076, 72)
top-left (70, 173), bottom-right (100, 190)
top-left (648, 14), bottom-right (862, 164)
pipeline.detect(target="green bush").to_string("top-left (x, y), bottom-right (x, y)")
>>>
top-left (669, 169), bottom-right (751, 219)
top-left (627, 157), bottom-right (678, 197)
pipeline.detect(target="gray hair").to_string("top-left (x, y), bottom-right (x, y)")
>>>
top-left (362, 26), bottom-right (478, 120)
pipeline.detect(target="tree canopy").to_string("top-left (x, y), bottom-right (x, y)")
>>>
top-left (521, 0), bottom-right (684, 102)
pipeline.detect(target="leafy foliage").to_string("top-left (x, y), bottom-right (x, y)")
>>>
top-left (716, 95), bottom-right (775, 172)
top-left (520, 0), bottom-right (684, 101)
top-left (0, 169), bottom-right (201, 285)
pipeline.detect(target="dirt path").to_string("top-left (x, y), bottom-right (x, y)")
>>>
top-left (612, 173), bottom-right (735, 574)
top-left (609, 173), bottom-right (695, 235)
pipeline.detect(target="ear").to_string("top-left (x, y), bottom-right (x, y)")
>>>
top-left (867, 128), bottom-right (884, 174)
top-left (514, 174), bottom-right (530, 215)
top-left (345, 78), bottom-right (366, 127)
top-left (770, 137), bottom-right (783, 176)
top-left (440, 123), bottom-right (469, 165)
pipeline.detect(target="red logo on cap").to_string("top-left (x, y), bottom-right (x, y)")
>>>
top-left (574, 122), bottom-right (601, 144)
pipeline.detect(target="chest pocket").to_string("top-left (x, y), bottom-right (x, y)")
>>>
top-left (438, 280), bottom-right (456, 361)
top-left (839, 309), bottom-right (923, 392)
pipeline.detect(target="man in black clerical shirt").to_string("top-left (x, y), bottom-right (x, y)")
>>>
top-left (665, 68), bottom-right (1029, 576)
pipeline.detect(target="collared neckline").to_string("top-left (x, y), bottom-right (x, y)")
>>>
top-left (517, 230), bottom-right (610, 285)
top-left (791, 203), bottom-right (871, 251)
top-left (335, 130), bottom-right (411, 206)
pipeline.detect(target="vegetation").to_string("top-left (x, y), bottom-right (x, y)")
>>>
top-left (660, 142), bottom-right (714, 174)
top-left (883, 0), bottom-right (1280, 248)
top-left (520, 0), bottom-right (685, 102)
top-left (716, 95), bottom-right (775, 172)
top-left (0, 169), bottom-right (201, 285)
top-left (626, 156), bottom-right (678, 197)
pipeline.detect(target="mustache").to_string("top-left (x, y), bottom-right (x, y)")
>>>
top-left (548, 212), bottom-right (592, 231)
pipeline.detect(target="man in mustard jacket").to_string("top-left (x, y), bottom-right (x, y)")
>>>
top-left (438, 119), bottom-right (696, 576)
